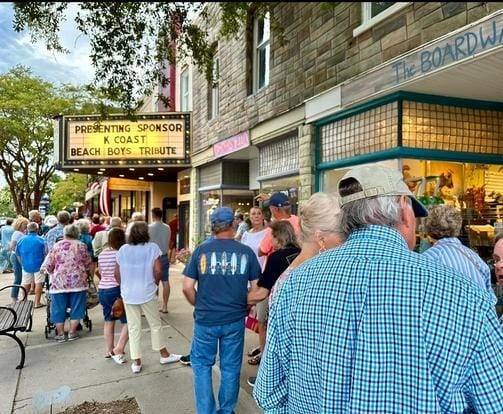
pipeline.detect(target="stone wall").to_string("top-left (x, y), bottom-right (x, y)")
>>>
top-left (192, 2), bottom-right (501, 155)
top-left (193, 2), bottom-right (503, 154)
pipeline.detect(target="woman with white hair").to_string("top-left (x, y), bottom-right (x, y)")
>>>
top-left (40, 223), bottom-right (91, 342)
top-left (247, 192), bottom-right (345, 386)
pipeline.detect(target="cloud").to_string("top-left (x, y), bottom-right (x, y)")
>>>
top-left (0, 3), bottom-right (94, 86)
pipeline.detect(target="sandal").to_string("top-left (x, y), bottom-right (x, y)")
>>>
top-left (111, 353), bottom-right (126, 365)
top-left (247, 353), bottom-right (261, 365)
top-left (247, 346), bottom-right (261, 357)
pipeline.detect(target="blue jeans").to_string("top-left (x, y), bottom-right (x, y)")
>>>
top-left (191, 319), bottom-right (245, 414)
top-left (10, 252), bottom-right (22, 300)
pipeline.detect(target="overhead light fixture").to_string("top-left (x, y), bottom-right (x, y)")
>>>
top-left (158, 167), bottom-right (164, 171)
top-left (99, 168), bottom-right (106, 171)
top-left (73, 168), bottom-right (79, 172)
top-left (148, 173), bottom-right (154, 176)
top-left (129, 168), bottom-right (135, 171)
top-left (119, 174), bottom-right (124, 177)
top-left (97, 171), bottom-right (103, 175)
top-left (138, 177), bottom-right (144, 180)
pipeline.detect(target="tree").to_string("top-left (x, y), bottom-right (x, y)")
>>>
top-left (49, 173), bottom-right (88, 214)
top-left (0, 66), bottom-right (102, 216)
top-left (12, 2), bottom-right (280, 113)
top-left (0, 186), bottom-right (17, 218)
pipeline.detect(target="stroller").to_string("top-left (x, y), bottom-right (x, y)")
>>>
top-left (43, 272), bottom-right (96, 339)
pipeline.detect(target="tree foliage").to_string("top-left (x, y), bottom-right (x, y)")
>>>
top-left (0, 186), bottom-right (17, 218)
top-left (49, 173), bottom-right (88, 214)
top-left (12, 2), bottom-right (280, 113)
top-left (0, 66), bottom-right (104, 216)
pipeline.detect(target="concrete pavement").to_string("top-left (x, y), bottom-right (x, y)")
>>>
top-left (0, 263), bottom-right (263, 414)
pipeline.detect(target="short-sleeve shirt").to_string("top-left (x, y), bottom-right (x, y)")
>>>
top-left (98, 248), bottom-right (119, 290)
top-left (15, 232), bottom-right (46, 272)
top-left (259, 215), bottom-right (300, 258)
top-left (257, 247), bottom-right (300, 291)
top-left (116, 242), bottom-right (161, 304)
top-left (148, 221), bottom-right (170, 255)
top-left (183, 238), bottom-right (261, 326)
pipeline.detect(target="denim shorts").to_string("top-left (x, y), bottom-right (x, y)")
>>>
top-left (160, 254), bottom-right (170, 282)
top-left (99, 286), bottom-right (127, 323)
top-left (50, 291), bottom-right (87, 324)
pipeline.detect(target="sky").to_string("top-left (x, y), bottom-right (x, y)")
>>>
top-left (0, 3), bottom-right (95, 188)
top-left (0, 3), bottom-right (95, 86)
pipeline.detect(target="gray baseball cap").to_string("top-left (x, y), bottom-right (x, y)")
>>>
top-left (338, 164), bottom-right (428, 218)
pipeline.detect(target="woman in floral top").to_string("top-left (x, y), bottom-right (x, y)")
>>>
top-left (41, 223), bottom-right (91, 342)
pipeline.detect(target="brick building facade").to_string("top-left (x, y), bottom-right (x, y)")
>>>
top-left (185, 2), bottom-right (503, 246)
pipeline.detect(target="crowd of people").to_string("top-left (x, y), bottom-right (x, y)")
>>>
top-left (0, 208), bottom-right (182, 372)
top-left (180, 164), bottom-right (503, 414)
top-left (2, 163), bottom-right (503, 413)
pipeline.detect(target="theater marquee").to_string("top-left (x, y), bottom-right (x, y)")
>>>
top-left (55, 113), bottom-right (191, 168)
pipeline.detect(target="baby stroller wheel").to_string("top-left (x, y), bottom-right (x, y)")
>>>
top-left (44, 325), bottom-right (50, 339)
top-left (88, 319), bottom-right (92, 332)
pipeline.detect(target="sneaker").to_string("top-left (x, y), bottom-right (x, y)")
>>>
top-left (111, 353), bottom-right (126, 365)
top-left (131, 363), bottom-right (142, 374)
top-left (180, 355), bottom-right (191, 366)
top-left (160, 353), bottom-right (181, 365)
top-left (247, 376), bottom-right (256, 387)
top-left (55, 334), bottom-right (66, 343)
top-left (67, 332), bottom-right (80, 341)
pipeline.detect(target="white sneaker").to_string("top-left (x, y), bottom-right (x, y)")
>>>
top-left (160, 354), bottom-right (181, 365)
top-left (131, 363), bottom-right (142, 374)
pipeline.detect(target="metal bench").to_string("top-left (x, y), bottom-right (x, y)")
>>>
top-left (0, 285), bottom-right (34, 369)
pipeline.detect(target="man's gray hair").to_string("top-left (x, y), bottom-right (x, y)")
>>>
top-left (27, 222), bottom-right (39, 233)
top-left (64, 223), bottom-right (81, 239)
top-left (57, 210), bottom-right (71, 225)
top-left (28, 210), bottom-right (40, 220)
top-left (340, 196), bottom-right (408, 237)
top-left (211, 222), bottom-right (233, 234)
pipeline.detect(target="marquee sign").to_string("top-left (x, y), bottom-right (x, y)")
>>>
top-left (55, 113), bottom-right (191, 168)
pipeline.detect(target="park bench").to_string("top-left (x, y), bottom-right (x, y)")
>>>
top-left (0, 285), bottom-right (34, 369)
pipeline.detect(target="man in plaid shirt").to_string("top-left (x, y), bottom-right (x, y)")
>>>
top-left (254, 164), bottom-right (503, 413)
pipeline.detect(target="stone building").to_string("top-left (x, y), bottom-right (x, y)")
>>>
top-left (186, 2), bottom-right (503, 249)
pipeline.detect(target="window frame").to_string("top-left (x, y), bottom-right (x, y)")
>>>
top-left (252, 12), bottom-right (270, 92)
top-left (208, 55), bottom-right (219, 120)
top-left (180, 67), bottom-right (190, 112)
top-left (353, 2), bottom-right (411, 37)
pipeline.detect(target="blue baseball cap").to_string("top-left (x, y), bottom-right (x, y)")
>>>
top-left (210, 207), bottom-right (235, 225)
top-left (264, 192), bottom-right (290, 208)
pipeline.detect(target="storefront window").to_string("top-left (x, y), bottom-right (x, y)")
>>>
top-left (322, 159), bottom-right (503, 258)
top-left (199, 189), bottom-right (255, 239)
top-left (260, 175), bottom-right (300, 216)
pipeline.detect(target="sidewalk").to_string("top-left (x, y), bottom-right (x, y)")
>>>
top-left (0, 263), bottom-right (263, 414)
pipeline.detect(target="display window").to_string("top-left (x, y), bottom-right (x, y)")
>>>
top-left (260, 175), bottom-right (299, 216)
top-left (321, 159), bottom-right (503, 257)
top-left (200, 189), bottom-right (255, 239)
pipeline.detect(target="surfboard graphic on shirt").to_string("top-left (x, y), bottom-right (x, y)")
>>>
top-left (210, 252), bottom-right (217, 275)
top-left (221, 251), bottom-right (228, 274)
top-left (230, 252), bottom-right (237, 275)
top-left (240, 254), bottom-right (247, 275)
top-left (200, 253), bottom-right (207, 274)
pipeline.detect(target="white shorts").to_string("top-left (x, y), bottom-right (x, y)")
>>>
top-left (22, 270), bottom-right (45, 285)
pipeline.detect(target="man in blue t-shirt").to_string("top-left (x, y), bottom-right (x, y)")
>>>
top-left (183, 206), bottom-right (260, 414)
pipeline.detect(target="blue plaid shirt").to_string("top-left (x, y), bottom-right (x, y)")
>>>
top-left (254, 225), bottom-right (503, 413)
top-left (422, 237), bottom-right (496, 303)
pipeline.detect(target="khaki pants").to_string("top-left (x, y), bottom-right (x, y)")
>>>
top-left (124, 297), bottom-right (166, 360)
